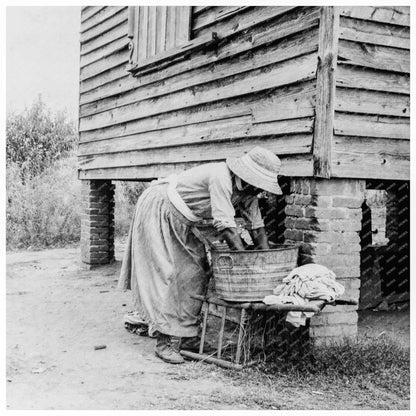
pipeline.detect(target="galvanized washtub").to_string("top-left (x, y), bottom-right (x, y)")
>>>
top-left (211, 244), bottom-right (299, 302)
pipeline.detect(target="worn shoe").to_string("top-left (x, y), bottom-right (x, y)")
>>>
top-left (155, 333), bottom-right (184, 364)
top-left (180, 336), bottom-right (215, 354)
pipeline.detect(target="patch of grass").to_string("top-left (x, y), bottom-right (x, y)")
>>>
top-left (256, 334), bottom-right (410, 399)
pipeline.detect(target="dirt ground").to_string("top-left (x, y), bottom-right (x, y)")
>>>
top-left (6, 240), bottom-right (410, 410)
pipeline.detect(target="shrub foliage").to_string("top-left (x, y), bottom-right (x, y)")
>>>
top-left (6, 98), bottom-right (80, 248)
top-left (6, 96), bottom-right (77, 179)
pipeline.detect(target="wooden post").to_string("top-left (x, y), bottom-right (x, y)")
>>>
top-left (313, 6), bottom-right (339, 178)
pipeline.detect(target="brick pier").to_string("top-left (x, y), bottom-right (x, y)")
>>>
top-left (80, 180), bottom-right (115, 267)
top-left (284, 178), bottom-right (365, 344)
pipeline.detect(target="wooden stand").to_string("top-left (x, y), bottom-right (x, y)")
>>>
top-left (180, 294), bottom-right (358, 370)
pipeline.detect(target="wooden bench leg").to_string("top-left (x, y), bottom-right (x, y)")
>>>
top-left (235, 309), bottom-right (248, 364)
top-left (217, 306), bottom-right (227, 359)
top-left (199, 301), bottom-right (209, 354)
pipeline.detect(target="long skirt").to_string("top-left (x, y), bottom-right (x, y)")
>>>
top-left (118, 184), bottom-right (210, 337)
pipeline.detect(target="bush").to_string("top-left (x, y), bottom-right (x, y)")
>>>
top-left (114, 181), bottom-right (148, 236)
top-left (6, 155), bottom-right (82, 249)
top-left (6, 96), bottom-right (77, 180)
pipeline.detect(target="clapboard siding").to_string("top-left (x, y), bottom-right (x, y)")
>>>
top-left (338, 16), bottom-right (410, 49)
top-left (81, 6), bottom-right (106, 23)
top-left (79, 26), bottom-right (319, 120)
top-left (336, 65), bottom-right (410, 94)
top-left (80, 36), bottom-right (130, 68)
top-left (81, 22), bottom-right (127, 56)
top-left (339, 6), bottom-right (410, 27)
top-left (79, 122), bottom-right (313, 157)
top-left (78, 154), bottom-right (314, 180)
top-left (332, 136), bottom-right (409, 180)
top-left (335, 88), bottom-right (409, 117)
top-left (79, 80), bottom-right (316, 144)
top-left (334, 113), bottom-right (409, 139)
top-left (79, 51), bottom-right (317, 132)
top-left (78, 6), bottom-right (320, 179)
top-left (192, 6), bottom-right (294, 38)
top-left (79, 6), bottom-right (320, 104)
top-left (77, 6), bottom-right (410, 181)
top-left (338, 40), bottom-right (409, 73)
top-left (80, 7), bottom-right (128, 44)
top-left (192, 6), bottom-right (252, 33)
top-left (80, 48), bottom-right (129, 81)
top-left (332, 6), bottom-right (410, 181)
top-left (78, 137), bottom-right (314, 171)
top-left (81, 7), bottom-right (126, 34)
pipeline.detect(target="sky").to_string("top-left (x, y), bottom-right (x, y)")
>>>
top-left (6, 6), bottom-right (81, 119)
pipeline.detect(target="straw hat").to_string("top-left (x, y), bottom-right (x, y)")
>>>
top-left (226, 147), bottom-right (282, 195)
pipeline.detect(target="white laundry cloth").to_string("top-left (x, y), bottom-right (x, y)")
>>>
top-left (263, 264), bottom-right (345, 327)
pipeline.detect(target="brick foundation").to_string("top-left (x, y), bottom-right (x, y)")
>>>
top-left (284, 178), bottom-right (365, 345)
top-left (80, 180), bottom-right (115, 266)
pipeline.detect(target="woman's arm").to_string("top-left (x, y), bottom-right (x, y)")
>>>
top-left (221, 227), bottom-right (245, 250)
top-left (250, 227), bottom-right (269, 249)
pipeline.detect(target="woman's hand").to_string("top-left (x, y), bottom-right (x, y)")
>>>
top-left (250, 227), bottom-right (269, 250)
top-left (221, 227), bottom-right (245, 250)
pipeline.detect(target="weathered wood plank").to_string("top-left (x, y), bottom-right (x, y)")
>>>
top-left (80, 36), bottom-right (130, 69)
top-left (79, 80), bottom-right (316, 143)
top-left (313, 6), bottom-right (338, 178)
top-left (80, 64), bottom-right (127, 96)
top-left (78, 117), bottom-right (314, 156)
top-left (156, 6), bottom-right (167, 54)
top-left (147, 6), bottom-right (157, 57)
top-left (128, 32), bottom-right (218, 78)
top-left (335, 88), bottom-right (410, 117)
top-left (193, 6), bottom-right (212, 15)
top-left (81, 7), bottom-right (125, 34)
top-left (80, 49), bottom-right (129, 82)
top-left (339, 16), bottom-right (410, 49)
top-left (338, 39), bottom-right (410, 73)
top-left (194, 6), bottom-right (295, 38)
top-left (81, 6), bottom-right (106, 23)
top-left (80, 8), bottom-right (128, 44)
top-left (339, 6), bottom-right (410, 27)
top-left (79, 52), bottom-right (317, 131)
top-left (127, 6), bottom-right (135, 38)
top-left (78, 154), bottom-right (314, 180)
top-left (81, 26), bottom-right (319, 118)
top-left (332, 136), bottom-right (409, 180)
top-left (79, 115), bottom-right (254, 155)
top-left (78, 135), bottom-right (313, 170)
top-left (80, 22), bottom-right (127, 56)
top-left (79, 6), bottom-right (319, 98)
top-left (336, 65), bottom-right (410, 94)
top-left (334, 136), bottom-right (410, 157)
top-left (252, 88), bottom-right (316, 123)
top-left (334, 113), bottom-right (409, 139)
top-left (132, 6), bottom-right (140, 64)
top-left (176, 6), bottom-right (191, 45)
top-left (165, 6), bottom-right (176, 50)
top-left (193, 6), bottom-right (251, 32)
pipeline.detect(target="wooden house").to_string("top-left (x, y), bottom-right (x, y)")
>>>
top-left (77, 6), bottom-right (410, 342)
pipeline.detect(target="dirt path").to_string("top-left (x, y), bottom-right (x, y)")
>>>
top-left (6, 242), bottom-right (410, 410)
